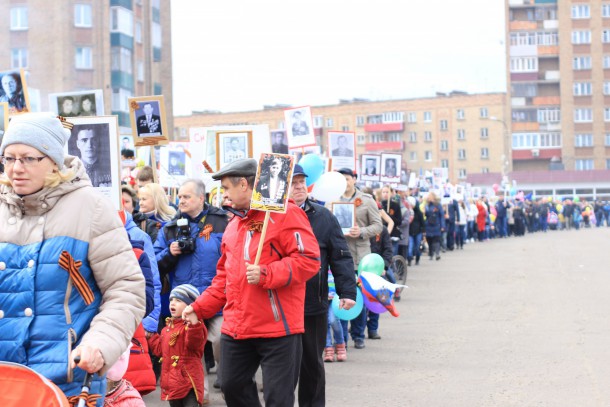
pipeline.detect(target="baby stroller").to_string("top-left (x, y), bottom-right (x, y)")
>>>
top-left (0, 361), bottom-right (96, 407)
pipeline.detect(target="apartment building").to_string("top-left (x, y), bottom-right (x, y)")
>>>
top-left (1, 0), bottom-right (173, 132)
top-left (507, 0), bottom-right (610, 172)
top-left (175, 92), bottom-right (507, 183)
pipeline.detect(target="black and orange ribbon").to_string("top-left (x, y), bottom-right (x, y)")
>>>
top-left (247, 220), bottom-right (264, 233)
top-left (58, 251), bottom-right (94, 305)
top-left (198, 224), bottom-right (213, 240)
top-left (67, 393), bottom-right (101, 407)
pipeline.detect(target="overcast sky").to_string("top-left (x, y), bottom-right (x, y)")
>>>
top-left (170, 0), bottom-right (507, 116)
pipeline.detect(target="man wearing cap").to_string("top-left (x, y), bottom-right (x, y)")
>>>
top-left (289, 164), bottom-right (357, 407)
top-left (182, 158), bottom-right (320, 406)
top-left (336, 167), bottom-right (382, 349)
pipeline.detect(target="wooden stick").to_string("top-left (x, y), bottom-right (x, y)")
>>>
top-left (254, 211), bottom-right (271, 265)
top-left (150, 147), bottom-right (158, 183)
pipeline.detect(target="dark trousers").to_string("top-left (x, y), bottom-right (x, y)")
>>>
top-left (349, 306), bottom-right (367, 341)
top-left (446, 221), bottom-right (456, 249)
top-left (221, 333), bottom-right (302, 407)
top-left (169, 389), bottom-right (200, 407)
top-left (298, 313), bottom-right (327, 407)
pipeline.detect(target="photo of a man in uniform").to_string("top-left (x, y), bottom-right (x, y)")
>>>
top-left (69, 123), bottom-right (112, 187)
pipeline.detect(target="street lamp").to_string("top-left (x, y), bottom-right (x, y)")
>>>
top-left (489, 116), bottom-right (511, 184)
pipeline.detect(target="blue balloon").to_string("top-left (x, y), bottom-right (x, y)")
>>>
top-left (298, 154), bottom-right (325, 186)
top-left (331, 288), bottom-right (364, 321)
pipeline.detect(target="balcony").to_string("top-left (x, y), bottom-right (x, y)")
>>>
top-left (512, 147), bottom-right (561, 160)
top-left (538, 45), bottom-right (559, 56)
top-left (364, 122), bottom-right (404, 132)
top-left (509, 21), bottom-right (538, 31)
top-left (513, 122), bottom-right (540, 131)
top-left (364, 141), bottom-right (404, 152)
top-left (533, 96), bottom-right (560, 105)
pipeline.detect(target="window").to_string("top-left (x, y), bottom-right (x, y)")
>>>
top-left (605, 108), bottom-right (610, 122)
top-left (11, 48), bottom-right (28, 69)
top-left (75, 47), bottom-right (92, 69)
top-left (388, 132), bottom-right (400, 142)
top-left (605, 31), bottom-right (610, 44)
top-left (370, 133), bottom-right (384, 143)
top-left (357, 134), bottom-right (366, 145)
top-left (409, 151), bottom-right (417, 161)
top-left (424, 131), bottom-right (432, 142)
top-left (512, 83), bottom-right (538, 97)
top-left (510, 57), bottom-right (538, 73)
top-left (440, 120), bottom-right (448, 131)
top-left (574, 108), bottom-right (593, 122)
top-left (540, 133), bottom-right (561, 147)
top-left (510, 31), bottom-right (558, 46)
top-left (604, 82), bottom-right (610, 95)
top-left (356, 116), bottom-right (365, 126)
top-left (458, 169), bottom-right (467, 179)
top-left (10, 7), bottom-right (28, 30)
top-left (480, 108), bottom-right (488, 118)
top-left (457, 129), bottom-right (465, 140)
top-left (382, 112), bottom-right (404, 123)
top-left (575, 134), bottom-right (593, 147)
top-left (573, 56), bottom-right (592, 70)
top-left (408, 131), bottom-right (417, 143)
top-left (573, 82), bottom-right (592, 96)
top-left (367, 115), bottom-right (382, 124)
top-left (407, 112), bottom-right (417, 123)
top-left (112, 88), bottom-right (132, 112)
top-left (480, 128), bottom-right (488, 139)
top-left (313, 116), bottom-right (323, 128)
top-left (604, 4), bottom-right (610, 18)
top-left (111, 47), bottom-right (132, 74)
top-left (458, 149), bottom-right (466, 160)
top-left (441, 159), bottom-right (449, 168)
top-left (605, 56), bottom-right (610, 69)
top-left (341, 126), bottom-right (349, 132)
top-left (572, 31), bottom-right (591, 44)
top-left (152, 22), bottom-right (162, 47)
top-left (74, 4), bottom-right (92, 27)
top-left (538, 108), bottom-right (561, 123)
top-left (482, 167), bottom-right (489, 174)
top-left (606, 133), bottom-right (610, 146)
top-left (572, 5), bottom-right (590, 19)
top-left (110, 7), bottom-right (133, 36)
top-left (325, 118), bottom-right (333, 128)
top-left (424, 111), bottom-right (432, 122)
top-left (575, 159), bottom-right (594, 171)
top-left (137, 61), bottom-right (144, 82)
top-left (135, 22), bottom-right (142, 43)
top-left (440, 140), bottom-right (448, 151)
top-left (480, 148), bottom-right (489, 159)
top-left (424, 151), bottom-right (432, 162)
top-left (456, 109), bottom-right (464, 120)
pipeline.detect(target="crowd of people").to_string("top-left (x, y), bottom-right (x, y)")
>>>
top-left (1, 114), bottom-right (604, 407)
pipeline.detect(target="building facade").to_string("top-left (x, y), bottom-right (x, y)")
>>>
top-left (507, 0), bottom-right (610, 172)
top-left (1, 0), bottom-right (173, 132)
top-left (175, 92), bottom-right (507, 184)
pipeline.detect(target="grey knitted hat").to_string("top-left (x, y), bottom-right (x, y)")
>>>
top-left (170, 284), bottom-right (200, 305)
top-left (0, 112), bottom-right (71, 168)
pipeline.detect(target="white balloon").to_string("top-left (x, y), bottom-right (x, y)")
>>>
top-left (311, 171), bottom-right (347, 203)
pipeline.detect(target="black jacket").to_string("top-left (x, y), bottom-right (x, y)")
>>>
top-left (132, 211), bottom-right (161, 244)
top-left (369, 226), bottom-right (393, 269)
top-left (302, 199), bottom-right (357, 316)
top-left (381, 199), bottom-right (403, 238)
top-left (409, 202), bottom-right (426, 236)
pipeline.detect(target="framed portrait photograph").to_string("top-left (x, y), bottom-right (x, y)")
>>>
top-left (284, 105), bottom-right (315, 149)
top-left (360, 154), bottom-right (381, 182)
top-left (270, 130), bottom-right (289, 154)
top-left (129, 95), bottom-right (169, 147)
top-left (332, 202), bottom-right (355, 235)
top-left (0, 68), bottom-right (30, 115)
top-left (0, 102), bottom-right (8, 141)
top-left (251, 153), bottom-right (295, 213)
top-left (216, 131), bottom-right (253, 170)
top-left (48, 89), bottom-right (104, 118)
top-left (380, 153), bottom-right (402, 184)
top-left (328, 131), bottom-right (356, 171)
top-left (65, 116), bottom-right (122, 209)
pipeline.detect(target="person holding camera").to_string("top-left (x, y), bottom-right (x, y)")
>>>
top-left (154, 178), bottom-right (228, 404)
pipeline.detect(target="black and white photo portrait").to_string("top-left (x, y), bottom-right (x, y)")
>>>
top-left (136, 101), bottom-right (163, 137)
top-left (0, 69), bottom-right (28, 114)
top-left (59, 96), bottom-right (78, 117)
top-left (271, 131), bottom-right (288, 154)
top-left (251, 153), bottom-right (295, 213)
top-left (217, 132), bottom-right (250, 168)
top-left (69, 123), bottom-right (112, 187)
top-left (328, 131), bottom-right (356, 172)
top-left (49, 90), bottom-right (104, 118)
top-left (284, 106), bottom-right (315, 149)
top-left (331, 134), bottom-right (353, 157)
top-left (360, 154), bottom-right (380, 182)
top-left (380, 153), bottom-right (402, 183)
top-left (332, 202), bottom-right (355, 234)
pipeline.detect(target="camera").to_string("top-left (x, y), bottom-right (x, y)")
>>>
top-left (175, 218), bottom-right (196, 254)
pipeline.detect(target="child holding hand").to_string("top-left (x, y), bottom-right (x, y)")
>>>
top-left (148, 284), bottom-right (207, 407)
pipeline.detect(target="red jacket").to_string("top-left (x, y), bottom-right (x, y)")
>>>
top-left (123, 324), bottom-right (156, 396)
top-left (147, 318), bottom-right (207, 403)
top-left (192, 202), bottom-right (321, 339)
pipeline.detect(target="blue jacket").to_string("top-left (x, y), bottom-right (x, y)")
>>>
top-left (155, 205), bottom-right (227, 295)
top-left (125, 212), bottom-right (161, 333)
top-left (425, 203), bottom-right (446, 237)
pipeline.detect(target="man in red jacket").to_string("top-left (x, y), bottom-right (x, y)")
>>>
top-left (183, 158), bottom-right (320, 407)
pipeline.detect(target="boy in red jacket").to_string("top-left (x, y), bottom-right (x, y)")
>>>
top-left (148, 284), bottom-right (207, 407)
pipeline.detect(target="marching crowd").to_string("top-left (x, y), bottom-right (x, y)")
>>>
top-left (0, 113), bottom-right (605, 407)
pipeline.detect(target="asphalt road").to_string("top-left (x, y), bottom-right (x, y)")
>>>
top-left (144, 227), bottom-right (610, 406)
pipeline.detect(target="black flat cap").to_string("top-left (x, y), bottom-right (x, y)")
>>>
top-left (212, 158), bottom-right (258, 180)
top-left (337, 167), bottom-right (357, 178)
